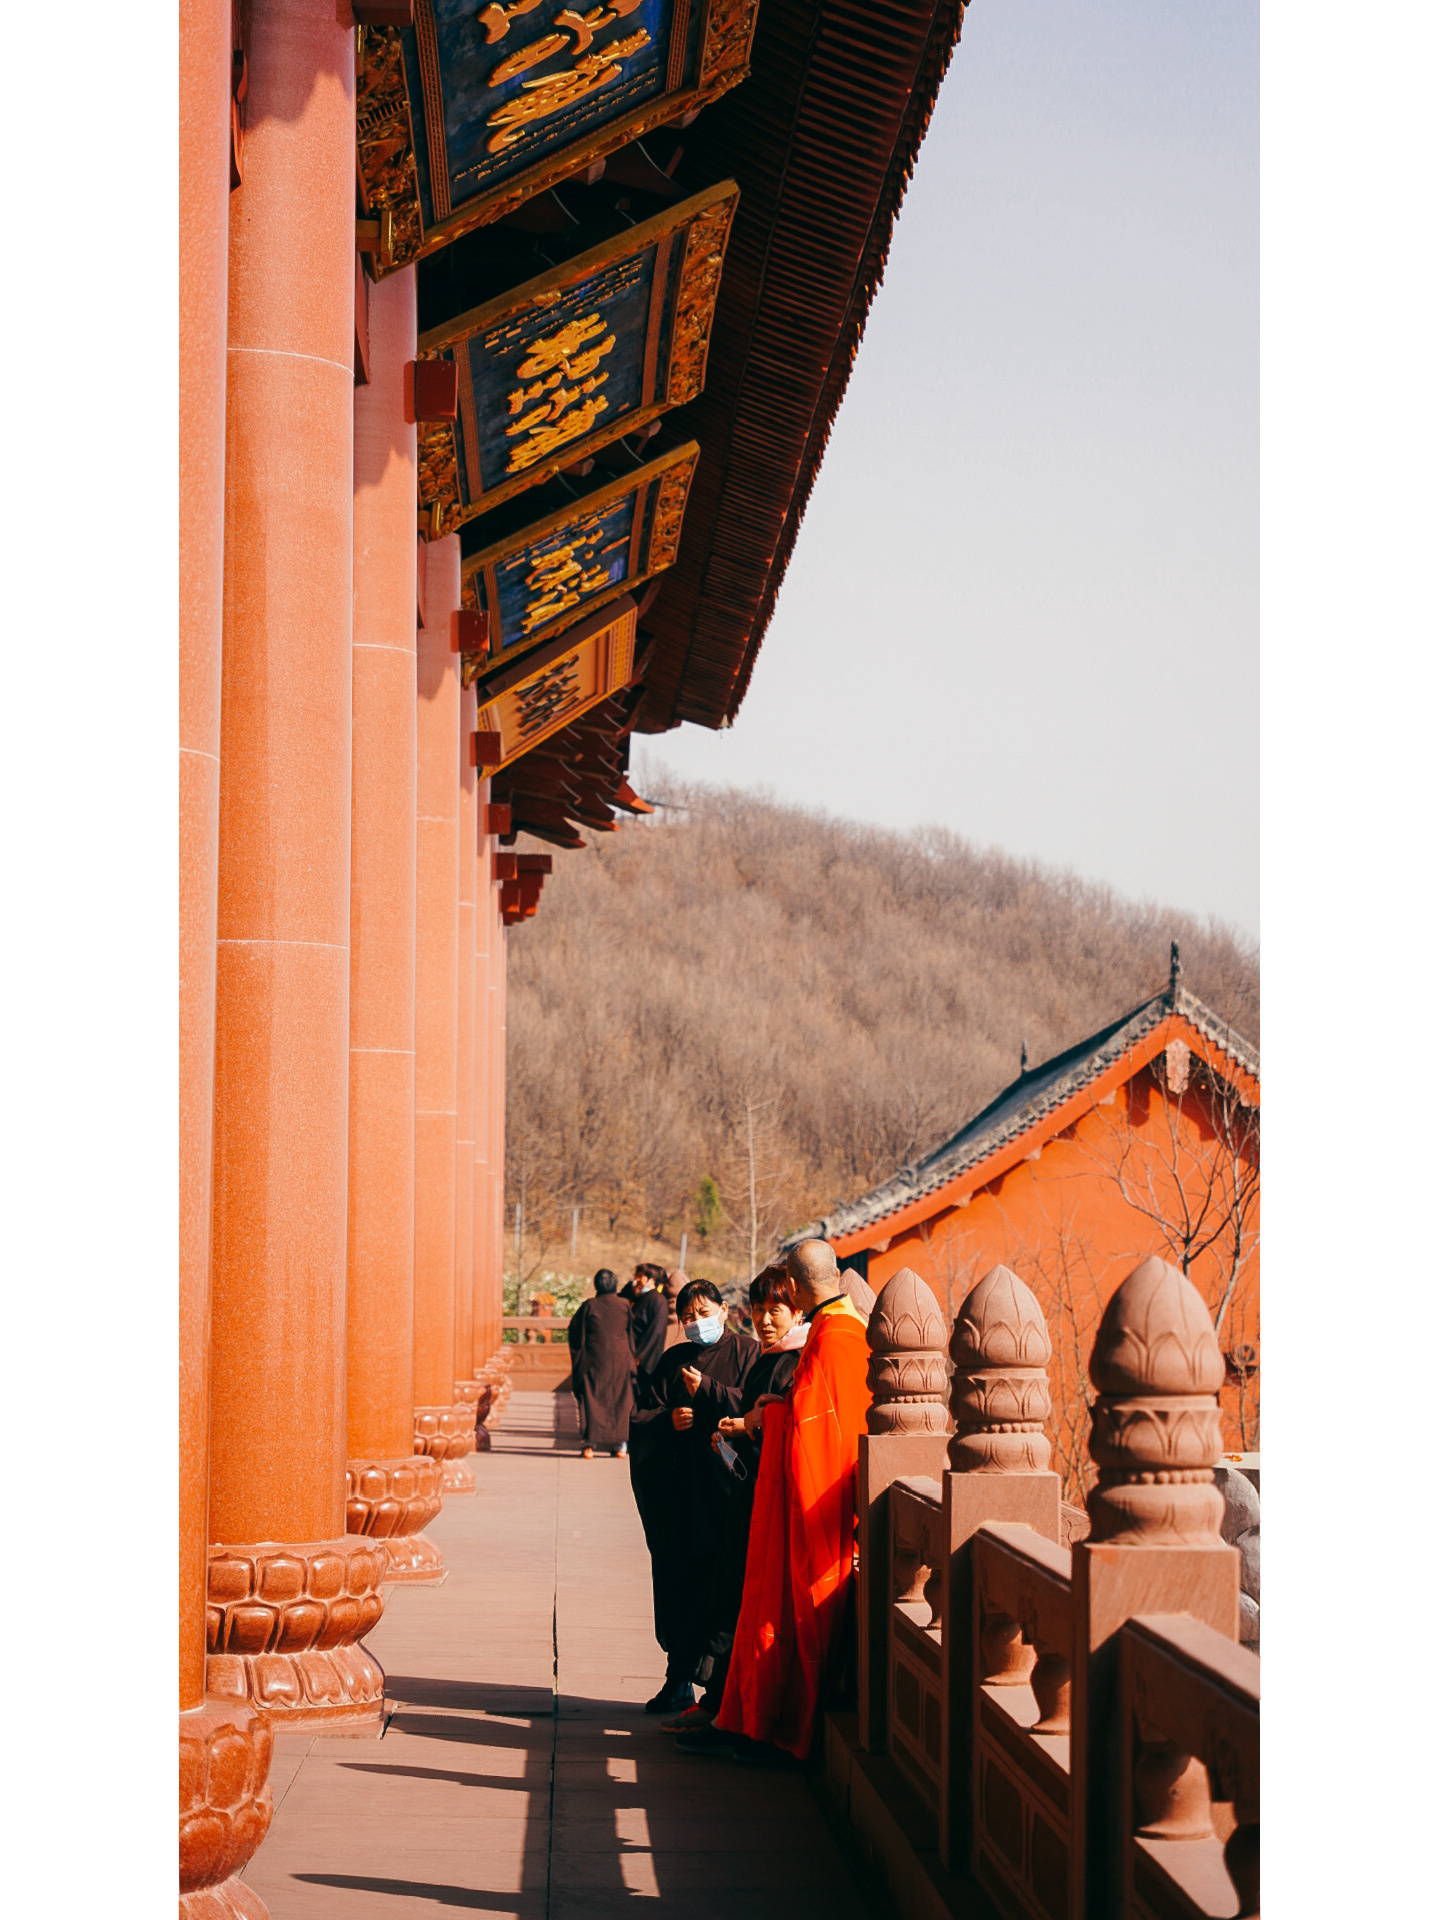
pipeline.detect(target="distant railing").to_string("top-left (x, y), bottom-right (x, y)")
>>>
top-left (501, 1315), bottom-right (571, 1346)
top-left (855, 1259), bottom-right (1259, 1920)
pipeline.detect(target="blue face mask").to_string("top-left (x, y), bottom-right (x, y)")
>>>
top-left (684, 1315), bottom-right (724, 1347)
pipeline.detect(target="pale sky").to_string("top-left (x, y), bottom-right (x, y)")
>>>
top-left (644, 0), bottom-right (1260, 939)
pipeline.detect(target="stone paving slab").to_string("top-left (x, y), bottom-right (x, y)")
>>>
top-left (242, 1390), bottom-right (876, 1918)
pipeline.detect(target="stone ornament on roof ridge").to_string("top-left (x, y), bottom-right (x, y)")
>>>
top-left (865, 1267), bottom-right (950, 1436)
top-left (947, 1264), bottom-right (1052, 1473)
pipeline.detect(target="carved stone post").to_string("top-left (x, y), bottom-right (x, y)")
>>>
top-left (857, 1269), bottom-right (951, 1753)
top-left (940, 1266), bottom-right (1062, 1870)
top-left (1071, 1256), bottom-right (1240, 1920)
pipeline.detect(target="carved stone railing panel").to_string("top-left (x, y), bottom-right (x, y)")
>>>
top-left (888, 1475), bottom-right (947, 1817)
top-left (1120, 1615), bottom-right (1259, 1919)
top-left (949, 1265), bottom-right (1053, 1473)
top-left (970, 1523), bottom-right (1076, 1920)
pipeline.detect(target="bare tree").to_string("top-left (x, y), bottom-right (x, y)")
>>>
top-left (504, 779), bottom-right (1259, 1297)
top-left (1082, 1047), bottom-right (1260, 1448)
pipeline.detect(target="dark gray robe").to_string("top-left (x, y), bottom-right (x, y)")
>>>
top-left (567, 1294), bottom-right (634, 1447)
top-left (628, 1287), bottom-right (668, 1379)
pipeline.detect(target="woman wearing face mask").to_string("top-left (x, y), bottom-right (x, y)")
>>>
top-left (663, 1266), bottom-right (808, 1740)
top-left (627, 1277), bottom-right (758, 1715)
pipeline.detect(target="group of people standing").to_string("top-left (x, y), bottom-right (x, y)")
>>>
top-left (565, 1240), bottom-right (876, 1764)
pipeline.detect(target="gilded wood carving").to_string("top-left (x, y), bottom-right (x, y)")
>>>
top-left (476, 600), bottom-right (638, 773)
top-left (415, 188), bottom-right (731, 533)
top-left (356, 0), bottom-right (756, 274)
top-left (457, 441), bottom-right (697, 679)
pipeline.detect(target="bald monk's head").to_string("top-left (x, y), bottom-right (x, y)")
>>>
top-left (786, 1239), bottom-right (845, 1313)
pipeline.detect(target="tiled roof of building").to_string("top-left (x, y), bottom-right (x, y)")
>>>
top-left (783, 982), bottom-right (1260, 1249)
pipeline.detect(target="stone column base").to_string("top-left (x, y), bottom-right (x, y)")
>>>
top-left (440, 1457), bottom-right (476, 1493)
top-left (415, 1404), bottom-right (478, 1493)
top-left (206, 1538), bottom-right (387, 1729)
top-left (180, 1696), bottom-right (273, 1918)
top-left (346, 1457), bottom-right (446, 1585)
top-left (380, 1530), bottom-right (448, 1580)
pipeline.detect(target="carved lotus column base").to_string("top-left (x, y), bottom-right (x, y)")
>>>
top-left (179, 1696), bottom-right (273, 1919)
top-left (206, 1538), bottom-right (388, 1730)
top-left (382, 1531), bottom-right (448, 1582)
top-left (415, 1405), bottom-right (477, 1493)
top-left (180, 1882), bottom-right (271, 1920)
top-left (347, 1456), bottom-right (447, 1585)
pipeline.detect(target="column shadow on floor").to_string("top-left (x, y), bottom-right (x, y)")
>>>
top-left (292, 1874), bottom-right (517, 1910)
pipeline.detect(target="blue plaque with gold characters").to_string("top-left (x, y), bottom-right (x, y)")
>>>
top-left (415, 185), bottom-right (732, 533)
top-left (458, 440), bottom-right (698, 674)
top-left (474, 596), bottom-right (639, 774)
top-left (356, 0), bottom-right (756, 272)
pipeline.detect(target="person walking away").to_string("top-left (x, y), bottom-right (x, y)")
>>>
top-left (567, 1269), bottom-right (634, 1459)
top-left (628, 1264), bottom-right (668, 1380)
top-left (628, 1277), bottom-right (757, 1714)
top-left (663, 1266), bottom-right (808, 1739)
top-left (700, 1239), bottom-right (872, 1761)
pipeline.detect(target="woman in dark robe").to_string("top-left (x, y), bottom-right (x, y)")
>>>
top-left (665, 1266), bottom-right (808, 1736)
top-left (628, 1277), bottom-right (757, 1714)
top-left (567, 1269), bottom-right (634, 1459)
top-left (628, 1264), bottom-right (669, 1380)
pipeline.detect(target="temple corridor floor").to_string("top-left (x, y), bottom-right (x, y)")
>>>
top-left (242, 1389), bottom-right (878, 1919)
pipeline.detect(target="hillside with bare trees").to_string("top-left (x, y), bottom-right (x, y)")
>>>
top-left (504, 780), bottom-right (1259, 1298)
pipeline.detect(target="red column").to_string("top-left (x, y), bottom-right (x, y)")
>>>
top-left (455, 677), bottom-right (478, 1395)
top-left (344, 263), bottom-right (444, 1582)
top-left (179, 2), bottom-right (275, 1910)
top-left (472, 788), bottom-right (493, 1373)
top-left (496, 916), bottom-right (509, 1323)
top-left (179, 0), bottom-right (230, 1725)
top-left (207, 0), bottom-right (386, 1731)
top-left (414, 536), bottom-right (472, 1490)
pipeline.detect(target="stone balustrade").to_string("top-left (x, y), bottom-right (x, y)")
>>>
top-left (841, 1253), bottom-right (1259, 1920)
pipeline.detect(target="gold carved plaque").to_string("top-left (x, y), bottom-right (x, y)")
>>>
top-left (476, 598), bottom-right (638, 772)
top-left (415, 186), bottom-right (732, 534)
top-left (357, 0), bottom-right (756, 275)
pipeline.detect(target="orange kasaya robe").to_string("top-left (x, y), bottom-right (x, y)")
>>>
top-left (713, 1294), bottom-right (873, 1759)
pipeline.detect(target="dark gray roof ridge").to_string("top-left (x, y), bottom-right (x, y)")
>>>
top-left (783, 984), bottom-right (1259, 1249)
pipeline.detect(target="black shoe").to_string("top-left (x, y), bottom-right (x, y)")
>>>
top-left (675, 1720), bottom-right (738, 1757)
top-left (644, 1679), bottom-right (695, 1715)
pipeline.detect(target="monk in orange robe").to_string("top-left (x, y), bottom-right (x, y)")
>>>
top-left (707, 1239), bottom-right (872, 1761)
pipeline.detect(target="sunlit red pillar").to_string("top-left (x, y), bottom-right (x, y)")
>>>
top-left (496, 914), bottom-right (509, 1320)
top-left (472, 786), bottom-right (494, 1370)
top-left (178, 1), bottom-right (274, 1909)
top-left (455, 678), bottom-right (478, 1394)
top-left (207, 0), bottom-right (386, 1731)
top-left (343, 264), bottom-right (444, 1580)
top-left (413, 536), bottom-right (472, 1488)
top-left (179, 0), bottom-right (229, 1725)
